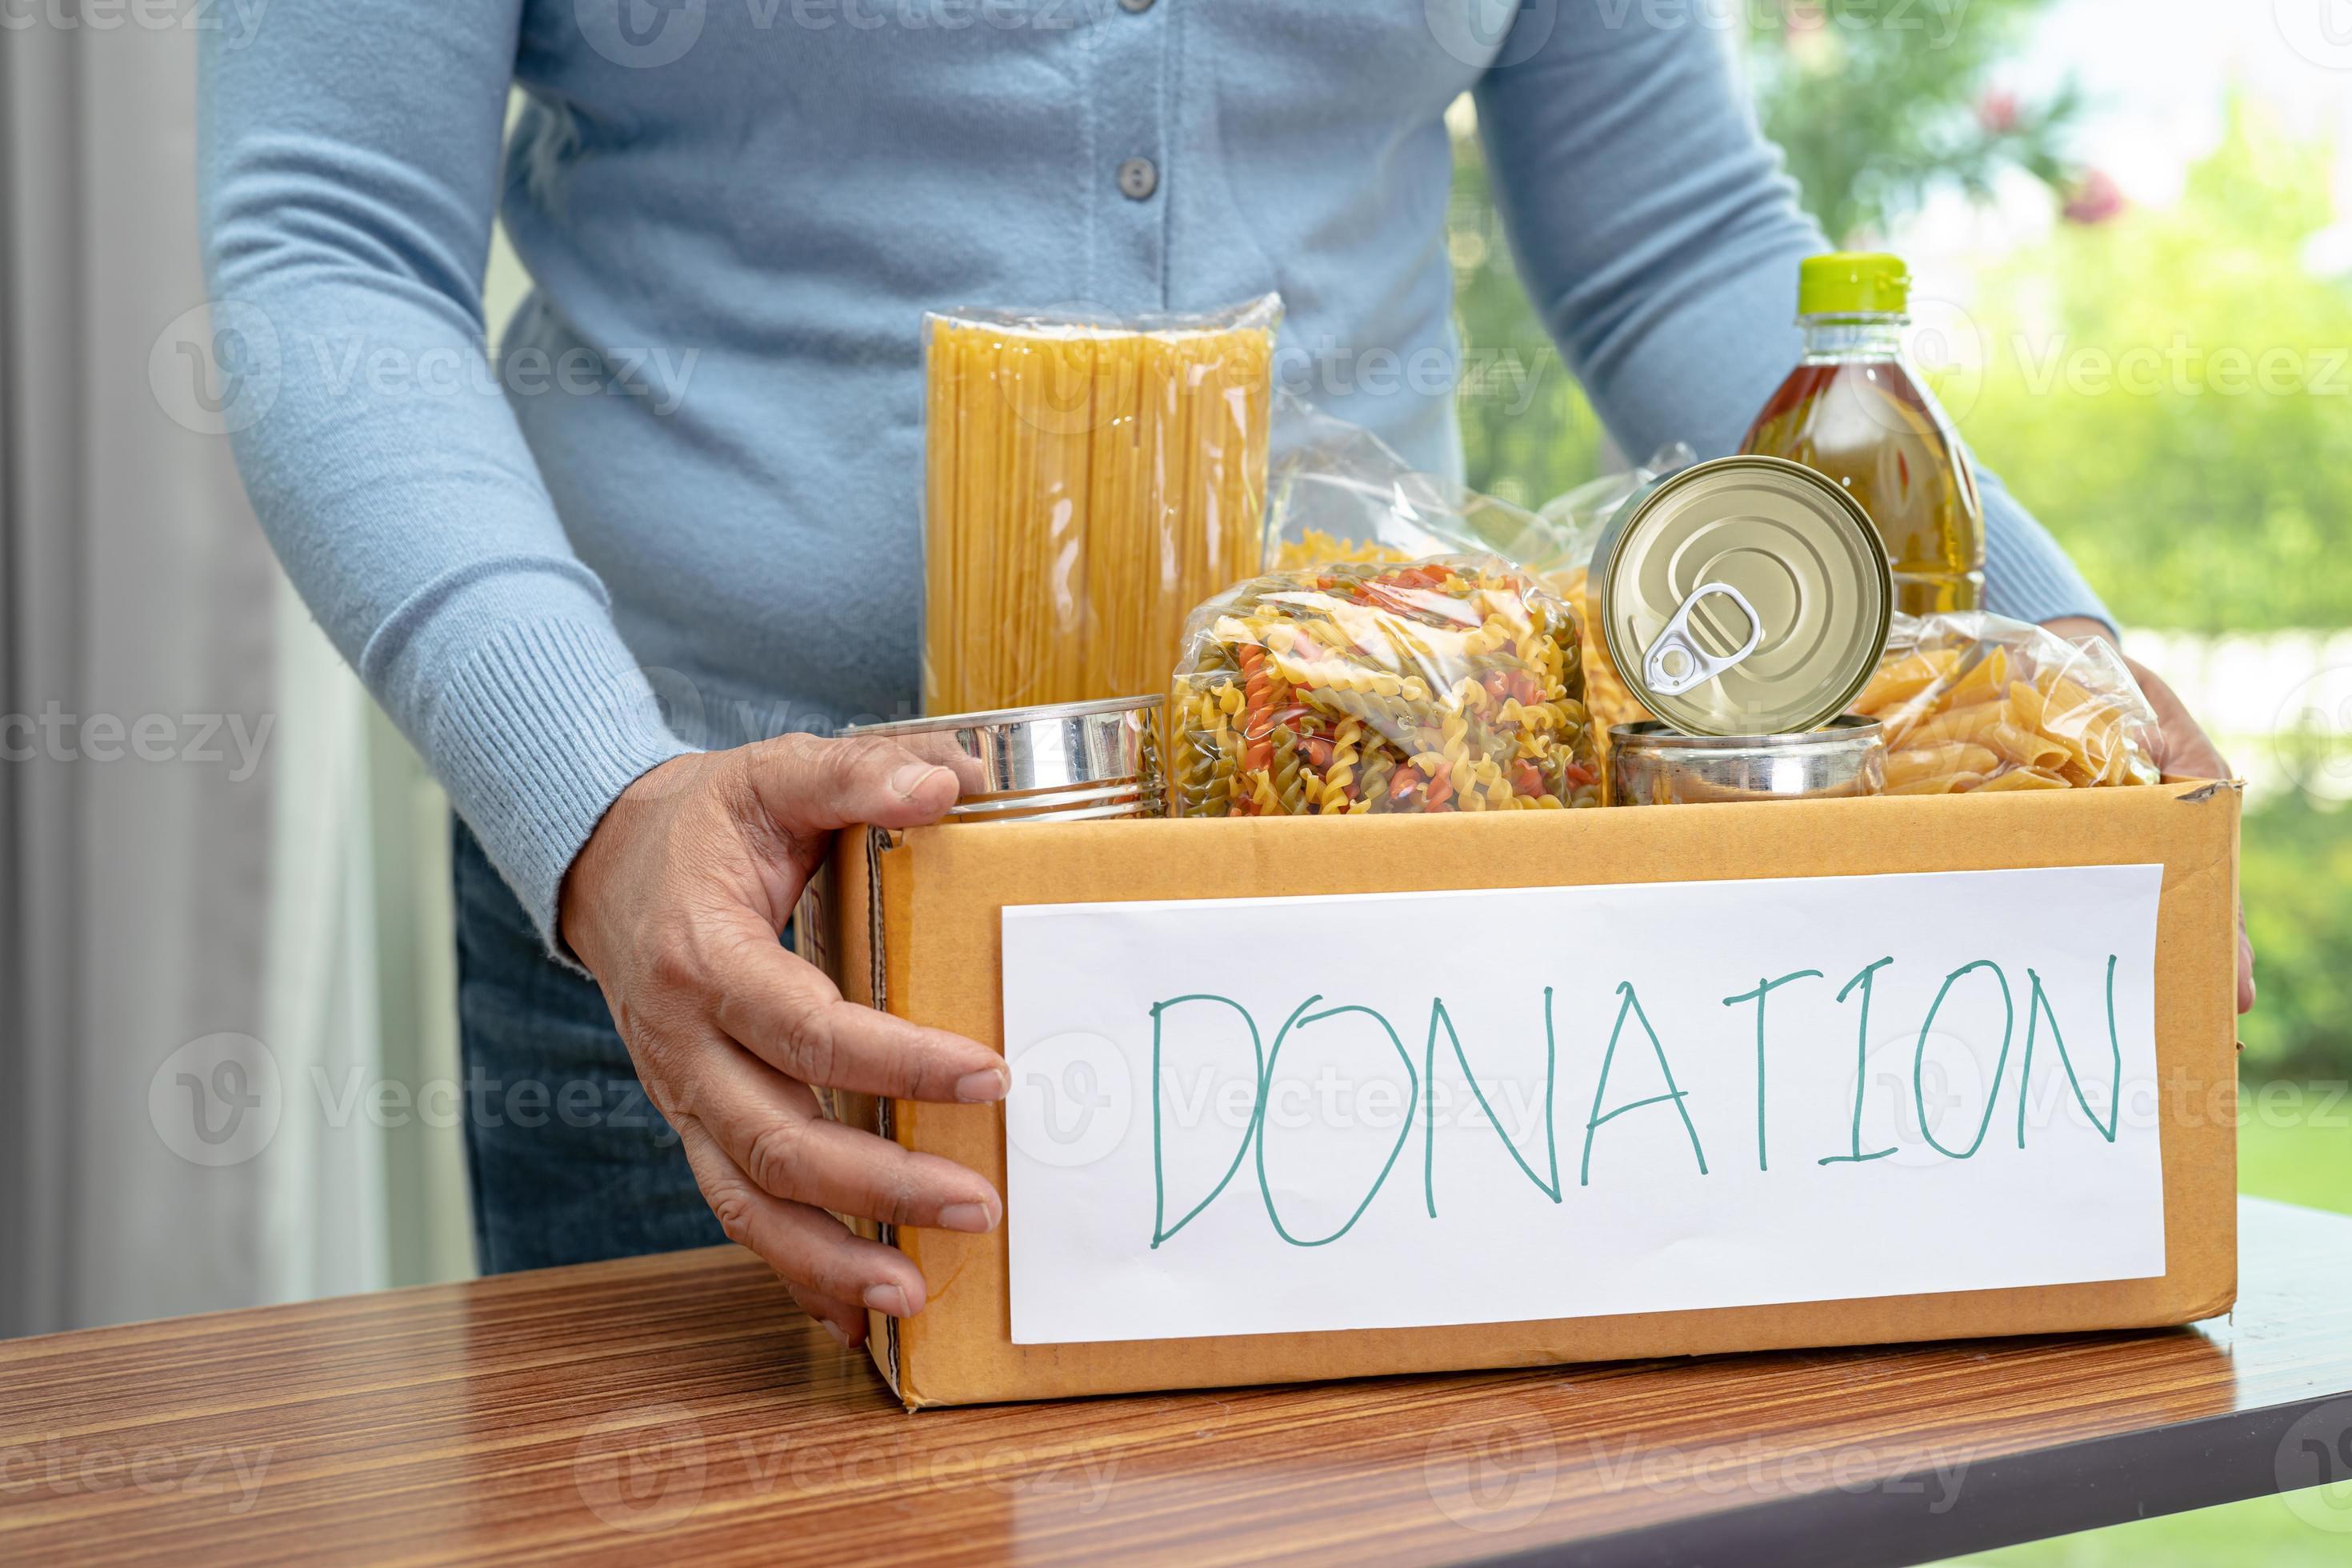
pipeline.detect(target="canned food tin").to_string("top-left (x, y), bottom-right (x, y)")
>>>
top-left (1607, 715), bottom-right (1886, 806)
top-left (1594, 454), bottom-right (1891, 736)
top-left (846, 695), bottom-right (1165, 822)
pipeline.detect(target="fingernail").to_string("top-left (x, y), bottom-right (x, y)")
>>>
top-left (955, 1066), bottom-right (1010, 1103)
top-left (890, 763), bottom-right (942, 798)
top-left (863, 1282), bottom-right (913, 1318)
top-left (820, 1319), bottom-right (851, 1350)
top-left (938, 1201), bottom-right (998, 1234)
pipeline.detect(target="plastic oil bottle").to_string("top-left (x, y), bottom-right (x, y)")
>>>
top-left (1740, 253), bottom-right (1985, 614)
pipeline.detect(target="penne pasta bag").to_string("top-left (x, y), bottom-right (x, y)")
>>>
top-left (1848, 611), bottom-right (2164, 796)
top-left (921, 295), bottom-right (1282, 714)
top-left (1168, 554), bottom-right (1601, 816)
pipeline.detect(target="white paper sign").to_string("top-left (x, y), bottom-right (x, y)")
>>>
top-left (999, 865), bottom-right (2167, 1345)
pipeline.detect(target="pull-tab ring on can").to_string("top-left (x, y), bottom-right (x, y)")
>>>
top-left (1640, 581), bottom-right (1764, 698)
top-left (1592, 454), bottom-right (1892, 736)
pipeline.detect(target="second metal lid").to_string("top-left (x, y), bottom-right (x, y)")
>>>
top-left (1595, 454), bottom-right (1892, 736)
top-left (844, 694), bottom-right (1162, 797)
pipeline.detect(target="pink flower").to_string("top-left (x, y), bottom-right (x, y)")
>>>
top-left (2062, 169), bottom-right (2126, 226)
top-left (1978, 90), bottom-right (2019, 135)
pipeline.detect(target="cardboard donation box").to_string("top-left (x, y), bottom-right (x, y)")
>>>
top-left (803, 782), bottom-right (2242, 1409)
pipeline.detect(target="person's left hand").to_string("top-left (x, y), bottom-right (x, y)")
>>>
top-left (2041, 616), bottom-right (2255, 1014)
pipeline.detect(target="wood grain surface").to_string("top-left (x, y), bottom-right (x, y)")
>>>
top-left (4, 1198), bottom-right (2348, 1567)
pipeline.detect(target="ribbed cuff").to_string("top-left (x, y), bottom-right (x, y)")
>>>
top-left (426, 616), bottom-right (696, 958)
top-left (1981, 477), bottom-right (2114, 633)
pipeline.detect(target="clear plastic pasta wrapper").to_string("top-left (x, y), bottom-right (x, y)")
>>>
top-left (1168, 554), bottom-right (1602, 816)
top-left (922, 294), bottom-right (1280, 714)
top-left (1851, 611), bottom-right (2163, 794)
top-left (1532, 443), bottom-right (1694, 752)
top-left (1264, 394), bottom-right (1567, 574)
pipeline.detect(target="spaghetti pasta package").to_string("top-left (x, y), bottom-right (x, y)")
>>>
top-left (1853, 612), bottom-right (2163, 794)
top-left (922, 297), bottom-right (1279, 714)
top-left (1169, 556), bottom-right (1602, 816)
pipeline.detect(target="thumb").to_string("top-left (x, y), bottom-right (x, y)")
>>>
top-left (742, 733), bottom-right (966, 841)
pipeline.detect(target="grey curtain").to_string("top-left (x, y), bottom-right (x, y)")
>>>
top-left (1, 11), bottom-right (280, 1334)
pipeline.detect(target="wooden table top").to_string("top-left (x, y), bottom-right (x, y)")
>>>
top-left (5, 1196), bottom-right (2349, 1566)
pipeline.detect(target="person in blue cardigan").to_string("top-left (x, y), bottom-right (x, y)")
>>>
top-left (200, 1), bottom-right (2243, 1346)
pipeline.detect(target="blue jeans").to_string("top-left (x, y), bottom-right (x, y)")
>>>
top-left (453, 820), bottom-right (723, 1273)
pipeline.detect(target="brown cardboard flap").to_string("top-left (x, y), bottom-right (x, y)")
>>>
top-left (840, 784), bottom-right (2240, 1407)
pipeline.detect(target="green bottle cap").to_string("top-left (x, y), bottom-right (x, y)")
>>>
top-left (1798, 252), bottom-right (1910, 317)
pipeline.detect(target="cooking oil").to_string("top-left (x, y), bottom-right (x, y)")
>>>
top-left (1740, 253), bottom-right (1985, 615)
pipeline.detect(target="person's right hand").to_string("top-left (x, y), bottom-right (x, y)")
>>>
top-left (558, 735), bottom-right (1008, 1347)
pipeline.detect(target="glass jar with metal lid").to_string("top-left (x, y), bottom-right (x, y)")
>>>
top-left (1593, 454), bottom-right (1892, 736)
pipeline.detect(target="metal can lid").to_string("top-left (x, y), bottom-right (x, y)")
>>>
top-left (1595, 455), bottom-right (1891, 735)
top-left (1606, 714), bottom-right (1884, 754)
top-left (847, 694), bottom-right (1162, 735)
top-left (845, 694), bottom-right (1162, 796)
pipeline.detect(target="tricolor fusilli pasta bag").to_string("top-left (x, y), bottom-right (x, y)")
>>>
top-left (1532, 444), bottom-right (1697, 752)
top-left (1260, 400), bottom-right (1694, 764)
top-left (921, 295), bottom-right (1281, 715)
top-left (1853, 611), bottom-right (2163, 794)
top-left (1169, 555), bottom-right (1602, 816)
